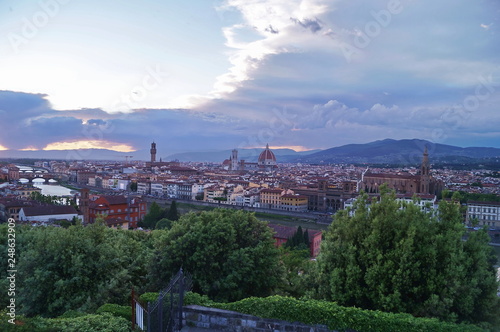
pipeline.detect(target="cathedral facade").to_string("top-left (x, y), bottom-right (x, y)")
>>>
top-left (225, 144), bottom-right (278, 172)
top-left (360, 147), bottom-right (442, 195)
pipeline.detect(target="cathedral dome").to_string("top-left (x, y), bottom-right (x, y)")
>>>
top-left (258, 144), bottom-right (277, 166)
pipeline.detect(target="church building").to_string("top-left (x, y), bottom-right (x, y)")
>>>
top-left (360, 147), bottom-right (442, 195)
top-left (225, 144), bottom-right (278, 172)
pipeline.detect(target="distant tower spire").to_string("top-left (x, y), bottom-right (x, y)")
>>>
top-left (230, 149), bottom-right (238, 171)
top-left (150, 142), bottom-right (157, 163)
top-left (420, 146), bottom-right (430, 194)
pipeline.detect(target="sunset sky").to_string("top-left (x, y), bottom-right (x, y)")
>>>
top-left (1, 0), bottom-right (499, 157)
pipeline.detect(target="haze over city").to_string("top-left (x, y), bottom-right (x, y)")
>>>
top-left (1, 0), bottom-right (499, 156)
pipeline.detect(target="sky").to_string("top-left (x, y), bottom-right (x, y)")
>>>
top-left (0, 0), bottom-right (499, 158)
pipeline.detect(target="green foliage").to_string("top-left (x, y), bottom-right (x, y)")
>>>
top-left (163, 200), bottom-right (180, 221)
top-left (148, 209), bottom-right (283, 302)
top-left (211, 295), bottom-right (486, 332)
top-left (184, 291), bottom-right (215, 306)
top-left (0, 311), bottom-right (131, 332)
top-left (138, 292), bottom-right (158, 303)
top-left (155, 218), bottom-right (172, 230)
top-left (139, 201), bottom-right (164, 229)
top-left (139, 291), bottom-right (214, 308)
top-left (130, 181), bottom-right (138, 192)
top-left (96, 304), bottom-right (131, 321)
top-left (276, 247), bottom-right (312, 298)
top-left (0, 224), bottom-right (152, 318)
top-left (30, 191), bottom-right (66, 205)
top-left (315, 186), bottom-right (500, 327)
top-left (459, 191), bottom-right (500, 203)
top-left (283, 226), bottom-right (310, 251)
top-left (59, 310), bottom-right (87, 318)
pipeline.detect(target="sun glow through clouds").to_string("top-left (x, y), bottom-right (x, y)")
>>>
top-left (43, 140), bottom-right (135, 152)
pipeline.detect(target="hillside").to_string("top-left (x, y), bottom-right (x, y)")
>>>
top-left (292, 139), bottom-right (500, 165)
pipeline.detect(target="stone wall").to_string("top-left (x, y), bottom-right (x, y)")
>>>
top-left (182, 305), bottom-right (336, 332)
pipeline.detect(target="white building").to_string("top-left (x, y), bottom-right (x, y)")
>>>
top-left (137, 181), bottom-right (151, 195)
top-left (466, 201), bottom-right (500, 229)
top-left (164, 182), bottom-right (180, 198)
top-left (19, 206), bottom-right (79, 223)
top-left (151, 182), bottom-right (164, 197)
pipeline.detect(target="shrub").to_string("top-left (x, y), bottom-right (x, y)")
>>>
top-left (139, 292), bottom-right (159, 304)
top-left (96, 303), bottom-right (132, 321)
top-left (214, 296), bottom-right (486, 332)
top-left (0, 311), bottom-right (131, 332)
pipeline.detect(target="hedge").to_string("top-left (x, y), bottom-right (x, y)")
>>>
top-left (96, 303), bottom-right (132, 321)
top-left (135, 292), bottom-right (489, 332)
top-left (0, 311), bottom-right (132, 332)
top-left (215, 296), bottom-right (486, 332)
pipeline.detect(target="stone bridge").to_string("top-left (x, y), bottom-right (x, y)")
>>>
top-left (18, 171), bottom-right (62, 183)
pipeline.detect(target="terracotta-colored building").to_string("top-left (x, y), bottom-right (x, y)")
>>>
top-left (268, 223), bottom-right (323, 257)
top-left (88, 195), bottom-right (147, 228)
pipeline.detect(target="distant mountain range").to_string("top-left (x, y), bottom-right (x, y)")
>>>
top-left (1, 139), bottom-right (499, 165)
top-left (290, 139), bottom-right (500, 165)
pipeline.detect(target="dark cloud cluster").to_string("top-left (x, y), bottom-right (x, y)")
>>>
top-left (0, 91), bottom-right (249, 153)
top-left (290, 17), bottom-right (322, 33)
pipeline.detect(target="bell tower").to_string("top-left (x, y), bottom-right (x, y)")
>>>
top-left (420, 146), bottom-right (430, 194)
top-left (230, 149), bottom-right (238, 171)
top-left (150, 142), bottom-right (157, 163)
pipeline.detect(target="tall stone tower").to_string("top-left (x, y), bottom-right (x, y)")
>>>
top-left (420, 146), bottom-right (430, 194)
top-left (79, 188), bottom-right (90, 224)
top-left (150, 142), bottom-right (157, 163)
top-left (230, 149), bottom-right (238, 171)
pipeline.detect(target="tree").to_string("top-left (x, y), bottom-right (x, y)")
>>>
top-left (163, 200), bottom-right (180, 221)
top-left (1, 223), bottom-right (152, 317)
top-left (148, 209), bottom-right (282, 302)
top-left (316, 185), bottom-right (500, 327)
top-left (130, 181), bottom-right (138, 192)
top-left (138, 201), bottom-right (163, 229)
top-left (284, 226), bottom-right (309, 251)
top-left (155, 218), bottom-right (172, 230)
top-left (276, 247), bottom-right (312, 298)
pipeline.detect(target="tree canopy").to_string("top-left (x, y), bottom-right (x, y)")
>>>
top-left (0, 221), bottom-right (151, 317)
top-left (148, 208), bottom-right (282, 302)
top-left (138, 201), bottom-right (163, 229)
top-left (316, 185), bottom-right (500, 326)
top-left (283, 226), bottom-right (309, 251)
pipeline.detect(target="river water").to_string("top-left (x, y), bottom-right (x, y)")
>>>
top-left (16, 164), bottom-right (75, 197)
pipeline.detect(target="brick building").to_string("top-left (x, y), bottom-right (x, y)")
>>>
top-left (268, 223), bottom-right (322, 257)
top-left (88, 195), bottom-right (147, 228)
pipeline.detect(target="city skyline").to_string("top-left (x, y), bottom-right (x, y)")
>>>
top-left (1, 0), bottom-right (500, 155)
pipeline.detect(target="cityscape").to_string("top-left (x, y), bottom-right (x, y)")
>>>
top-left (1, 0), bottom-right (500, 331)
top-left (1, 140), bottom-right (500, 229)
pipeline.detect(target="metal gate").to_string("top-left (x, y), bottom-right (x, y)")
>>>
top-left (133, 268), bottom-right (192, 332)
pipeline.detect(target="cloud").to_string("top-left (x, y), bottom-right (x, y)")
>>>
top-left (43, 140), bottom-right (135, 152)
top-left (210, 0), bottom-right (336, 96)
top-left (265, 25), bottom-right (279, 34)
top-left (480, 23), bottom-right (492, 30)
top-left (290, 17), bottom-right (323, 33)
